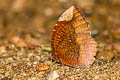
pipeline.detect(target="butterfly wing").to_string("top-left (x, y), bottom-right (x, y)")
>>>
top-left (52, 21), bottom-right (80, 67)
top-left (51, 5), bottom-right (97, 67)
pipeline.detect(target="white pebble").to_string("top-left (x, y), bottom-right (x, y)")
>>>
top-left (47, 70), bottom-right (59, 80)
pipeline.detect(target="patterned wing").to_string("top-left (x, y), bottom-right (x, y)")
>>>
top-left (51, 21), bottom-right (80, 67)
top-left (51, 5), bottom-right (97, 67)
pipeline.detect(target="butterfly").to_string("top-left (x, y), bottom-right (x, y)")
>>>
top-left (51, 5), bottom-right (97, 67)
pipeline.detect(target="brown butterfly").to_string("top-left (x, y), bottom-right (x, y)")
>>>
top-left (51, 5), bottom-right (97, 67)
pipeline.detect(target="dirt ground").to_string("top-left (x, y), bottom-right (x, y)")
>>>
top-left (0, 0), bottom-right (120, 80)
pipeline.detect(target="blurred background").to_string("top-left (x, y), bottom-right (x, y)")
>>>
top-left (0, 0), bottom-right (120, 60)
top-left (0, 0), bottom-right (120, 62)
top-left (0, 0), bottom-right (120, 45)
top-left (0, 0), bottom-right (120, 79)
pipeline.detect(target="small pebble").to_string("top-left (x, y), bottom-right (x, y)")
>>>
top-left (94, 75), bottom-right (99, 79)
top-left (36, 63), bottom-right (49, 71)
top-left (47, 70), bottom-right (59, 80)
top-left (0, 46), bottom-right (6, 53)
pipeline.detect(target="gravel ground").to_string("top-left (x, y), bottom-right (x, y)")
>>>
top-left (0, 44), bottom-right (120, 80)
top-left (0, 0), bottom-right (120, 80)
